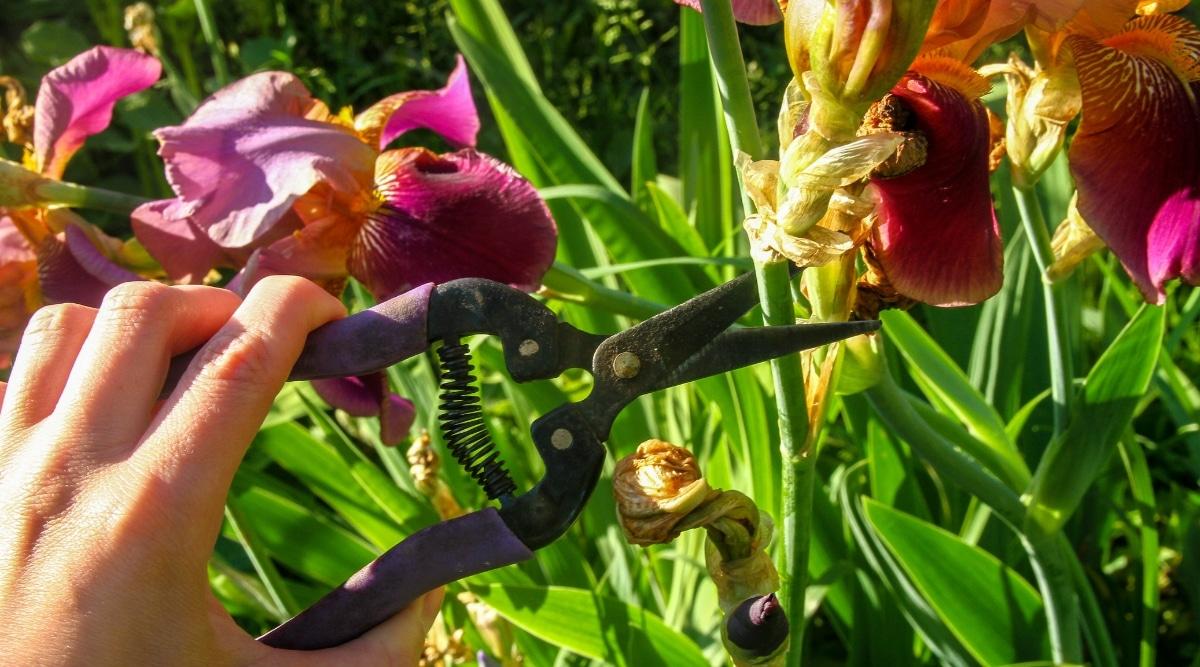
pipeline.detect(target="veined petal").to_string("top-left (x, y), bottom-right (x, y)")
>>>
top-left (675, 0), bottom-right (783, 25)
top-left (63, 222), bottom-right (141, 286)
top-left (154, 72), bottom-right (376, 250)
top-left (1067, 15), bottom-right (1200, 302)
top-left (868, 71), bottom-right (1002, 306)
top-left (354, 55), bottom-right (480, 150)
top-left (350, 148), bottom-right (556, 300)
top-left (132, 199), bottom-right (241, 282)
top-left (34, 46), bottom-right (161, 179)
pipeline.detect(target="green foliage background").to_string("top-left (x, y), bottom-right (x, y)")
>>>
top-left (2, 1), bottom-right (1199, 666)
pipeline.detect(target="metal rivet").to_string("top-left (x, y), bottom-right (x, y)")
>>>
top-left (551, 428), bottom-right (573, 450)
top-left (518, 339), bottom-right (540, 357)
top-left (612, 351), bottom-right (641, 379)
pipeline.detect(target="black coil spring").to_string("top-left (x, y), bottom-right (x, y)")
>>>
top-left (436, 341), bottom-right (517, 501)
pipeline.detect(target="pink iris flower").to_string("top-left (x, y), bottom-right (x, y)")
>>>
top-left (132, 56), bottom-right (557, 444)
top-left (674, 0), bottom-right (783, 25)
top-left (0, 46), bottom-right (160, 364)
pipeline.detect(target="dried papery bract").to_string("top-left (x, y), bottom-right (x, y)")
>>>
top-left (613, 440), bottom-right (788, 665)
top-left (406, 432), bottom-right (465, 520)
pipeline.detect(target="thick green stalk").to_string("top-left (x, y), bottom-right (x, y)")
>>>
top-left (697, 0), bottom-right (765, 160)
top-left (1012, 185), bottom-right (1073, 434)
top-left (35, 179), bottom-right (150, 215)
top-left (695, 7), bottom-right (810, 661)
top-left (756, 259), bottom-right (811, 666)
top-left (866, 371), bottom-right (1082, 663)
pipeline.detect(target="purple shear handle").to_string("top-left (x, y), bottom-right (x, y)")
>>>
top-left (160, 282), bottom-right (436, 394)
top-left (258, 508), bottom-right (534, 650)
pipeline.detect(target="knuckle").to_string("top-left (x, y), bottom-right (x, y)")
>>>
top-left (193, 326), bottom-right (280, 391)
top-left (98, 281), bottom-right (171, 323)
top-left (22, 303), bottom-right (92, 341)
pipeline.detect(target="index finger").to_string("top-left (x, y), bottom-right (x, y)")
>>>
top-left (135, 276), bottom-right (345, 520)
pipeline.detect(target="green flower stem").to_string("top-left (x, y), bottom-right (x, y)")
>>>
top-left (1012, 184), bottom-right (1073, 435)
top-left (756, 258), bottom-right (811, 667)
top-left (697, 0), bottom-right (765, 161)
top-left (865, 369), bottom-right (1083, 664)
top-left (542, 263), bottom-right (666, 320)
top-left (193, 0), bottom-right (231, 87)
top-left (35, 179), bottom-right (151, 215)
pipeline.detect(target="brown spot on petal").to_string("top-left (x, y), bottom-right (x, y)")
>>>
top-left (860, 95), bottom-right (928, 178)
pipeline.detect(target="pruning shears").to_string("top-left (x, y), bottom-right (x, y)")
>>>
top-left (168, 270), bottom-right (878, 649)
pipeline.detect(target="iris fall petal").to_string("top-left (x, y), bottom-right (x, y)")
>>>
top-left (34, 46), bottom-right (161, 178)
top-left (869, 70), bottom-right (1002, 306)
top-left (1067, 15), bottom-right (1200, 302)
top-left (349, 148), bottom-right (556, 300)
top-left (152, 72), bottom-right (376, 249)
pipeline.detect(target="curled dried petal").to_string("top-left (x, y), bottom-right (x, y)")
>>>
top-left (612, 440), bottom-right (718, 545)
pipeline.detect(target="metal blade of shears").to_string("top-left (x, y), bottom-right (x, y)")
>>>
top-left (649, 319), bottom-right (881, 393)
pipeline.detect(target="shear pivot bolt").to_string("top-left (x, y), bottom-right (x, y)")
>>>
top-left (519, 339), bottom-right (540, 357)
top-left (612, 351), bottom-right (641, 379)
top-left (551, 428), bottom-right (573, 450)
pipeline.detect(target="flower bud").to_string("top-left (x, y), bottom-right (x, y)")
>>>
top-left (722, 594), bottom-right (790, 666)
top-left (612, 440), bottom-right (718, 545)
top-left (786, 0), bottom-right (938, 138)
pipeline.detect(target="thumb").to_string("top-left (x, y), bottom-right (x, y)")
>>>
top-left (306, 587), bottom-right (444, 667)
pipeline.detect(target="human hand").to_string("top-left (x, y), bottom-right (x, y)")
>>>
top-left (0, 277), bottom-right (443, 666)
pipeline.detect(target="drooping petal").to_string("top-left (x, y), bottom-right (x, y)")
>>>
top-left (34, 46), bottom-right (161, 179)
top-left (311, 375), bottom-right (380, 417)
top-left (675, 0), bottom-right (783, 25)
top-left (311, 372), bottom-right (416, 445)
top-left (349, 148), bottom-right (557, 300)
top-left (868, 67), bottom-right (1002, 306)
top-left (1066, 15), bottom-right (1200, 302)
top-left (63, 223), bottom-right (141, 286)
top-left (379, 394), bottom-right (416, 446)
top-left (131, 199), bottom-right (241, 282)
top-left (153, 72), bottom-right (376, 250)
top-left (354, 55), bottom-right (480, 150)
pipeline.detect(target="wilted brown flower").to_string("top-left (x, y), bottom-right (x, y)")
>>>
top-left (613, 440), bottom-right (718, 545)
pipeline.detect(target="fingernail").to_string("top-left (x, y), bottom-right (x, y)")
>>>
top-left (421, 587), bottom-right (445, 626)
